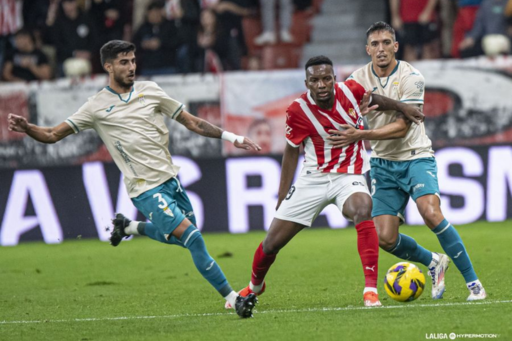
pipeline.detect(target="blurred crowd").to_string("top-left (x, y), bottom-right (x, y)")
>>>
top-left (1, 0), bottom-right (511, 82)
top-left (387, 0), bottom-right (512, 61)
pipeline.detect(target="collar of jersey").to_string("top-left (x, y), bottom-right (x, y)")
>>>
top-left (371, 60), bottom-right (400, 89)
top-left (105, 86), bottom-right (134, 103)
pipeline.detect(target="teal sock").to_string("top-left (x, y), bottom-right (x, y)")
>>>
top-left (432, 219), bottom-right (477, 283)
top-left (386, 234), bottom-right (433, 267)
top-left (182, 225), bottom-right (233, 297)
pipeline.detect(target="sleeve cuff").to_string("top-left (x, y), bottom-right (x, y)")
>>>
top-left (65, 119), bottom-right (79, 133)
top-left (286, 138), bottom-right (301, 148)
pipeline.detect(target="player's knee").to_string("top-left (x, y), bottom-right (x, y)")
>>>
top-left (420, 207), bottom-right (443, 228)
top-left (377, 228), bottom-right (397, 251)
top-left (352, 206), bottom-right (373, 225)
top-left (262, 239), bottom-right (281, 255)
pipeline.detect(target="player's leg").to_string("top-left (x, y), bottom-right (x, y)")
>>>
top-left (113, 179), bottom-right (257, 316)
top-left (412, 160), bottom-right (485, 300)
top-left (337, 175), bottom-right (380, 307)
top-left (371, 158), bottom-right (448, 298)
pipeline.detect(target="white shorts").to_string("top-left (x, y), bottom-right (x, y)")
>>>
top-left (274, 171), bottom-right (371, 226)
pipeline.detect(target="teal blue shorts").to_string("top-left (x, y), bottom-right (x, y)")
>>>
top-left (131, 177), bottom-right (196, 245)
top-left (370, 157), bottom-right (440, 221)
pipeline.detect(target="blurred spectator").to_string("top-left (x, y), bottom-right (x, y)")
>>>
top-left (2, 28), bottom-right (52, 82)
top-left (451, 0), bottom-right (483, 58)
top-left (22, 0), bottom-right (50, 31)
top-left (458, 0), bottom-right (509, 57)
top-left (133, 0), bottom-right (181, 75)
top-left (213, 0), bottom-right (256, 62)
top-left (90, 0), bottom-right (128, 45)
top-left (390, 0), bottom-right (440, 61)
top-left (165, 0), bottom-right (201, 73)
top-left (293, 0), bottom-right (313, 12)
top-left (254, 0), bottom-right (294, 45)
top-left (439, 0), bottom-right (458, 57)
top-left (45, 0), bottom-right (98, 77)
top-left (0, 0), bottom-right (23, 74)
top-left (194, 8), bottom-right (241, 71)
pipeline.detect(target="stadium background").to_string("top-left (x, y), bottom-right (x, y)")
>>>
top-left (0, 0), bottom-right (511, 245)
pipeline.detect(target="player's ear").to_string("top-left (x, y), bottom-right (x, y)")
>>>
top-left (104, 62), bottom-right (113, 73)
top-left (366, 44), bottom-right (371, 56)
top-left (394, 41), bottom-right (399, 53)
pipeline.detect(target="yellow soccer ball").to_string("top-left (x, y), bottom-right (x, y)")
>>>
top-left (384, 262), bottom-right (425, 302)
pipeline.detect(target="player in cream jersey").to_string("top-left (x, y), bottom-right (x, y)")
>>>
top-left (7, 40), bottom-right (261, 318)
top-left (349, 60), bottom-right (434, 161)
top-left (329, 22), bottom-right (486, 301)
top-left (67, 80), bottom-right (183, 197)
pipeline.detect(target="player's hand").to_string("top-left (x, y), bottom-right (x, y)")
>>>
top-left (7, 113), bottom-right (29, 133)
top-left (418, 10), bottom-right (431, 24)
top-left (360, 90), bottom-right (379, 116)
top-left (327, 124), bottom-right (361, 148)
top-left (397, 104), bottom-right (424, 125)
top-left (234, 137), bottom-right (262, 151)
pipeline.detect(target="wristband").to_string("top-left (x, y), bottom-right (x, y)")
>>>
top-left (221, 131), bottom-right (244, 144)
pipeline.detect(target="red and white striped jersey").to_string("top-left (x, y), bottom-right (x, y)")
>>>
top-left (285, 80), bottom-right (370, 174)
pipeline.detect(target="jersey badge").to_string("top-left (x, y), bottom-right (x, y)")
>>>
top-left (106, 105), bottom-right (115, 113)
top-left (138, 94), bottom-right (147, 106)
top-left (348, 108), bottom-right (357, 118)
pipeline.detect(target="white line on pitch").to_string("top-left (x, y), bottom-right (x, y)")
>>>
top-left (1, 299), bottom-right (511, 325)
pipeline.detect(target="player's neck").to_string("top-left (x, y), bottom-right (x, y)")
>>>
top-left (317, 98), bottom-right (334, 110)
top-left (108, 82), bottom-right (132, 94)
top-left (373, 59), bottom-right (398, 78)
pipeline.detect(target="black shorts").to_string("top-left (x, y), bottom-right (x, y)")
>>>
top-left (400, 22), bottom-right (439, 46)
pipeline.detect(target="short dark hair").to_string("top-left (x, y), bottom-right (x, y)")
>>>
top-left (147, 0), bottom-right (165, 11)
top-left (366, 21), bottom-right (396, 42)
top-left (100, 40), bottom-right (136, 67)
top-left (305, 55), bottom-right (333, 71)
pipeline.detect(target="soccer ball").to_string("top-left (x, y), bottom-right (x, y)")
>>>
top-left (384, 262), bottom-right (425, 302)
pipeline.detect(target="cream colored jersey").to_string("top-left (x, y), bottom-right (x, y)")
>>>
top-left (65, 81), bottom-right (184, 198)
top-left (349, 60), bottom-right (434, 161)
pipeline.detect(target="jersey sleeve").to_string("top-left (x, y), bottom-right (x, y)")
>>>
top-left (285, 103), bottom-right (309, 148)
top-left (65, 101), bottom-right (94, 133)
top-left (399, 71), bottom-right (425, 105)
top-left (153, 82), bottom-right (184, 120)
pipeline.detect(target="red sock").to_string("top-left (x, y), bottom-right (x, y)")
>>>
top-left (355, 220), bottom-right (379, 288)
top-left (250, 242), bottom-right (277, 286)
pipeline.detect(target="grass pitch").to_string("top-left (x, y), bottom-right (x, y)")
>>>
top-left (1, 221), bottom-right (511, 341)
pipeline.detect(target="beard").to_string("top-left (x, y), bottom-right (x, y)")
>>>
top-left (114, 73), bottom-right (134, 89)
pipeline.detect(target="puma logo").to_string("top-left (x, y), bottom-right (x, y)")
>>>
top-left (365, 266), bottom-right (376, 272)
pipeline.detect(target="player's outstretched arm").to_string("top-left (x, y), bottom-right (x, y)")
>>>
top-left (276, 143), bottom-right (300, 210)
top-left (327, 113), bottom-right (410, 148)
top-left (8, 113), bottom-right (74, 144)
top-left (176, 110), bottom-right (261, 151)
top-left (369, 94), bottom-right (424, 124)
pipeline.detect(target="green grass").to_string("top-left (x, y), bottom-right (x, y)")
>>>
top-left (1, 221), bottom-right (511, 341)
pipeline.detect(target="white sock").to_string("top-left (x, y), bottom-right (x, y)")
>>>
top-left (124, 221), bottom-right (140, 235)
top-left (249, 281), bottom-right (264, 294)
top-left (428, 252), bottom-right (440, 268)
top-left (363, 287), bottom-right (378, 294)
top-left (467, 279), bottom-right (482, 290)
top-left (225, 291), bottom-right (238, 307)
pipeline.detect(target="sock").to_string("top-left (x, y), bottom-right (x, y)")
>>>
top-left (355, 220), bottom-right (379, 289)
top-left (124, 221), bottom-right (140, 235)
top-left (432, 219), bottom-right (478, 283)
top-left (224, 290), bottom-right (238, 307)
top-left (182, 225), bottom-right (232, 297)
top-left (386, 234), bottom-right (433, 267)
top-left (363, 287), bottom-right (378, 294)
top-left (250, 243), bottom-right (277, 286)
top-left (249, 281), bottom-right (264, 294)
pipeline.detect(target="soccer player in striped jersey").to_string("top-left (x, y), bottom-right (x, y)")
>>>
top-left (329, 22), bottom-right (486, 301)
top-left (226, 55), bottom-right (424, 308)
top-left (7, 40), bottom-right (261, 318)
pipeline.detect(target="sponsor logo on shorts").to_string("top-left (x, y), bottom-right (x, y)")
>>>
top-left (413, 183), bottom-right (425, 192)
top-left (285, 185), bottom-right (296, 200)
top-left (352, 181), bottom-right (365, 186)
